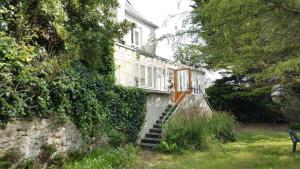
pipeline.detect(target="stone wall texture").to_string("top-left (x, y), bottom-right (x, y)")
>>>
top-left (0, 119), bottom-right (83, 158)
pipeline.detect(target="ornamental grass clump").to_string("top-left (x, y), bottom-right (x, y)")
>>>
top-left (162, 111), bottom-right (236, 152)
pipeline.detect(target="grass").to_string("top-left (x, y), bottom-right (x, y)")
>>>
top-left (141, 124), bottom-right (300, 169)
top-left (1, 124), bottom-right (299, 169)
top-left (63, 145), bottom-right (139, 169)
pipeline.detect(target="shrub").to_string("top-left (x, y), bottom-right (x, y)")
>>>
top-left (207, 113), bottom-right (236, 142)
top-left (49, 153), bottom-right (67, 168)
top-left (163, 115), bottom-right (211, 151)
top-left (0, 148), bottom-right (23, 168)
top-left (107, 129), bottom-right (128, 147)
top-left (206, 76), bottom-right (284, 123)
top-left (159, 141), bottom-right (178, 153)
top-left (18, 159), bottom-right (40, 169)
top-left (162, 112), bottom-right (235, 151)
top-left (38, 144), bottom-right (57, 164)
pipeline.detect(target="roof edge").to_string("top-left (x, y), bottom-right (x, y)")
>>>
top-left (125, 10), bottom-right (159, 29)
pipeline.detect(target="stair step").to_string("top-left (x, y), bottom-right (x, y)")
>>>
top-left (145, 133), bottom-right (162, 139)
top-left (149, 128), bottom-right (162, 134)
top-left (162, 112), bottom-right (172, 116)
top-left (140, 143), bottom-right (159, 149)
top-left (156, 120), bottom-right (163, 124)
top-left (153, 124), bottom-right (162, 129)
top-left (141, 138), bottom-right (161, 144)
top-left (159, 116), bottom-right (169, 120)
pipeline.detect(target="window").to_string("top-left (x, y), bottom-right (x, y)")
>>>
top-left (140, 65), bottom-right (146, 86)
top-left (147, 66), bottom-right (153, 87)
top-left (134, 63), bottom-right (139, 87)
top-left (135, 31), bottom-right (139, 46)
top-left (162, 68), bottom-right (166, 90)
top-left (131, 28), bottom-right (141, 47)
top-left (153, 67), bottom-right (157, 89)
top-left (157, 67), bottom-right (162, 90)
top-left (167, 68), bottom-right (174, 91)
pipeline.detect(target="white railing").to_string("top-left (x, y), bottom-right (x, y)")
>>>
top-left (162, 88), bottom-right (214, 124)
top-left (161, 90), bottom-right (190, 124)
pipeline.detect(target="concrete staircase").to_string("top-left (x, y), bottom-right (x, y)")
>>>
top-left (140, 105), bottom-right (176, 149)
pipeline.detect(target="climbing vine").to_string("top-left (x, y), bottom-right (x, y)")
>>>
top-left (0, 0), bottom-right (145, 142)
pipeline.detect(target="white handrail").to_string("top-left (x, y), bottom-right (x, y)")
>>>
top-left (161, 90), bottom-right (190, 124)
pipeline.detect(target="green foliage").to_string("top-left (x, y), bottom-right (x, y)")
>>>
top-left (49, 153), bottom-right (68, 168)
top-left (148, 126), bottom-right (299, 169)
top-left (206, 75), bottom-right (284, 123)
top-left (207, 113), bottom-right (236, 142)
top-left (64, 146), bottom-right (139, 169)
top-left (188, 0), bottom-right (300, 118)
top-left (159, 141), bottom-right (178, 153)
top-left (38, 144), bottom-right (57, 164)
top-left (192, 0), bottom-right (300, 82)
top-left (162, 112), bottom-right (236, 151)
top-left (0, 0), bottom-right (146, 144)
top-left (17, 159), bottom-right (40, 169)
top-left (0, 148), bottom-right (23, 168)
top-left (107, 129), bottom-right (128, 147)
top-left (50, 61), bottom-right (147, 141)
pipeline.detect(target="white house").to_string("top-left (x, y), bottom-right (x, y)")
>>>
top-left (114, 0), bottom-right (212, 148)
top-left (115, 0), bottom-right (205, 93)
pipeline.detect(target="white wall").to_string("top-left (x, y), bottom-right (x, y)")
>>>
top-left (123, 14), bottom-right (157, 54)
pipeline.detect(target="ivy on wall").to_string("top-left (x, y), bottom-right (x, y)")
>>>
top-left (0, 0), bottom-right (145, 143)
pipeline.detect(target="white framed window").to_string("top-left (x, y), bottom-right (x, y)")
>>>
top-left (147, 66), bottom-right (153, 87)
top-left (134, 63), bottom-right (139, 87)
top-left (131, 28), bottom-right (141, 47)
top-left (153, 66), bottom-right (157, 89)
top-left (157, 67), bottom-right (162, 90)
top-left (140, 65), bottom-right (146, 86)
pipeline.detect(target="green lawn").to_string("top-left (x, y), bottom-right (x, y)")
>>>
top-left (141, 124), bottom-right (300, 169)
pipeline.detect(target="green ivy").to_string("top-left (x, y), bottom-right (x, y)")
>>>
top-left (0, 0), bottom-right (146, 143)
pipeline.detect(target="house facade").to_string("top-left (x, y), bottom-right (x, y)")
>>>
top-left (115, 0), bottom-right (205, 93)
top-left (115, 0), bottom-right (212, 147)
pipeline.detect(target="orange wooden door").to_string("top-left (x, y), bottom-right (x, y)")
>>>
top-left (174, 68), bottom-right (192, 104)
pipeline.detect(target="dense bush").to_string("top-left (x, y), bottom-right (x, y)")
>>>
top-left (207, 113), bottom-right (236, 143)
top-left (206, 76), bottom-right (284, 123)
top-left (0, 0), bottom-right (146, 143)
top-left (162, 112), bottom-right (236, 152)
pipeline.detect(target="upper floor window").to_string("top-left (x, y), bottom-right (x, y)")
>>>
top-left (131, 28), bottom-right (141, 47)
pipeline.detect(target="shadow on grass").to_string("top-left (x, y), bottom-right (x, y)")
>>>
top-left (145, 126), bottom-right (300, 169)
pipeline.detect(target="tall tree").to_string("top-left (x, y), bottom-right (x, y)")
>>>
top-left (191, 0), bottom-right (300, 84)
top-left (188, 0), bottom-right (300, 122)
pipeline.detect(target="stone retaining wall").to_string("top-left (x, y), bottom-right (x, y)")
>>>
top-left (0, 119), bottom-right (83, 158)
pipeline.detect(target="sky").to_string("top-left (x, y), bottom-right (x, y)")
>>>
top-left (129, 0), bottom-right (193, 59)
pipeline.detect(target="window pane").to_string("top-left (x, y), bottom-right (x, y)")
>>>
top-left (147, 66), bottom-right (152, 87)
top-left (167, 68), bottom-right (174, 91)
top-left (140, 65), bottom-right (146, 86)
top-left (154, 67), bottom-right (157, 89)
top-left (135, 31), bottom-right (139, 46)
top-left (162, 68), bottom-right (166, 90)
top-left (134, 63), bottom-right (139, 86)
top-left (131, 29), bottom-right (134, 44)
top-left (157, 67), bottom-right (162, 90)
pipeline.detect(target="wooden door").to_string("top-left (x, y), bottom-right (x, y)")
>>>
top-left (174, 68), bottom-right (192, 104)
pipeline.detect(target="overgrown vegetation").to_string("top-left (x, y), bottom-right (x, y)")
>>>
top-left (147, 125), bottom-right (299, 169)
top-left (206, 75), bottom-right (283, 123)
top-left (0, 0), bottom-right (146, 142)
top-left (206, 75), bottom-right (300, 123)
top-left (183, 0), bottom-right (300, 124)
top-left (64, 146), bottom-right (139, 169)
top-left (0, 145), bottom-right (139, 169)
top-left (161, 112), bottom-right (235, 152)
